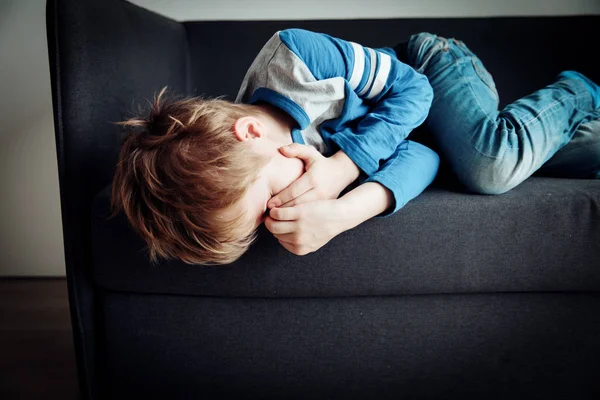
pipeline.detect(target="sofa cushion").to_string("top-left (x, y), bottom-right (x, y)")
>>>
top-left (92, 177), bottom-right (600, 297)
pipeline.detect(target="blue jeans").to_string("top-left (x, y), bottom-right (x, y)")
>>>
top-left (406, 33), bottom-right (600, 194)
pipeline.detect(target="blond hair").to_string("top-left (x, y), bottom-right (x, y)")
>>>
top-left (111, 87), bottom-right (268, 265)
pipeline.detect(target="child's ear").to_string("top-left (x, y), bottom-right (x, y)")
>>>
top-left (233, 116), bottom-right (264, 142)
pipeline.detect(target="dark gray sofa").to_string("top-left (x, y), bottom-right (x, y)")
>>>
top-left (46, 0), bottom-right (600, 398)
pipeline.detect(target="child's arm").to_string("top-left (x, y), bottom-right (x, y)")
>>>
top-left (247, 29), bottom-right (434, 210)
top-left (363, 139), bottom-right (440, 215)
top-left (269, 139), bottom-right (439, 214)
top-left (265, 182), bottom-right (393, 256)
top-left (265, 141), bottom-right (439, 254)
top-left (280, 29), bottom-right (433, 171)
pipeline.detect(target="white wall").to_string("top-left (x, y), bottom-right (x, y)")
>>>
top-left (0, 1), bottom-right (64, 276)
top-left (1, 0), bottom-right (599, 276)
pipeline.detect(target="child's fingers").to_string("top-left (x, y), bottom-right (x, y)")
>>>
top-left (279, 189), bottom-right (318, 208)
top-left (269, 206), bottom-right (300, 221)
top-left (268, 175), bottom-right (313, 208)
top-left (264, 217), bottom-right (296, 235)
top-left (279, 143), bottom-right (321, 165)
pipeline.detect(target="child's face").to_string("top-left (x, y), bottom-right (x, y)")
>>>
top-left (244, 148), bottom-right (304, 229)
top-left (233, 110), bottom-right (304, 229)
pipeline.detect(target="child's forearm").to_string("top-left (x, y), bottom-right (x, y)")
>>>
top-left (338, 182), bottom-right (394, 231)
top-left (330, 149), bottom-right (361, 188)
top-left (265, 182), bottom-right (393, 256)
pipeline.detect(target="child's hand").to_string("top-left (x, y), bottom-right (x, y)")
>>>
top-left (266, 182), bottom-right (394, 256)
top-left (264, 199), bottom-right (350, 256)
top-left (266, 144), bottom-right (360, 209)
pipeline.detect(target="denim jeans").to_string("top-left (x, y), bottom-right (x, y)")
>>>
top-left (405, 33), bottom-right (600, 194)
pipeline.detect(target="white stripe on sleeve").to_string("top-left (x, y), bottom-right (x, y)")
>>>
top-left (348, 42), bottom-right (364, 91)
top-left (366, 52), bottom-right (392, 99)
top-left (358, 48), bottom-right (377, 97)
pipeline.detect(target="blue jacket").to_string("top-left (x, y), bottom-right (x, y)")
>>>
top-left (236, 28), bottom-right (439, 214)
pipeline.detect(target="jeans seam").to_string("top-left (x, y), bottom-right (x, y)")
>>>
top-left (437, 39), bottom-right (503, 159)
top-left (468, 86), bottom-right (587, 161)
top-left (451, 38), bottom-right (499, 98)
top-left (520, 93), bottom-right (588, 127)
top-left (472, 58), bottom-right (498, 98)
top-left (428, 55), bottom-right (501, 159)
top-left (415, 36), bottom-right (454, 74)
top-left (534, 108), bottom-right (595, 157)
top-left (452, 61), bottom-right (504, 159)
top-left (509, 97), bottom-right (589, 172)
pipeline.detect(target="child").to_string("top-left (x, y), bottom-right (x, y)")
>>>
top-left (268, 32), bottom-right (600, 258)
top-left (392, 33), bottom-right (600, 194)
top-left (112, 29), bottom-right (600, 265)
top-left (111, 28), bottom-right (440, 265)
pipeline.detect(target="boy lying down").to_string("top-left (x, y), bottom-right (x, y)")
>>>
top-left (111, 29), bottom-right (600, 265)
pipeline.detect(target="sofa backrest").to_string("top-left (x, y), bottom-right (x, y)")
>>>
top-left (185, 17), bottom-right (599, 108)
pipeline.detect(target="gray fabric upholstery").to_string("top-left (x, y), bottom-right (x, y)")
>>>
top-left (102, 292), bottom-right (600, 400)
top-left (93, 177), bottom-right (600, 297)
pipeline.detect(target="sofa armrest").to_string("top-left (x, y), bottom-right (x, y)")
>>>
top-left (46, 0), bottom-right (190, 398)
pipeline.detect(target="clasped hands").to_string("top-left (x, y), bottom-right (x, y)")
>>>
top-left (264, 144), bottom-right (360, 256)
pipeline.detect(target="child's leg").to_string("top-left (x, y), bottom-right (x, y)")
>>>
top-left (536, 109), bottom-right (600, 179)
top-left (405, 33), bottom-right (600, 194)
